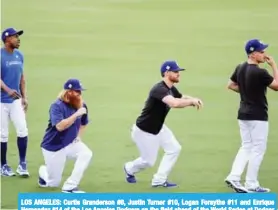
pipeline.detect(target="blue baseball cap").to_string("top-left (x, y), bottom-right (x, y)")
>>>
top-left (64, 79), bottom-right (86, 91)
top-left (2, 27), bottom-right (24, 42)
top-left (160, 60), bottom-right (185, 76)
top-left (245, 39), bottom-right (268, 54)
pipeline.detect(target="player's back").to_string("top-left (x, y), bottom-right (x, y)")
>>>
top-left (235, 62), bottom-right (272, 120)
top-left (1, 48), bottom-right (24, 103)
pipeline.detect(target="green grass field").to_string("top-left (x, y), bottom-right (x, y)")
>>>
top-left (1, 0), bottom-right (278, 209)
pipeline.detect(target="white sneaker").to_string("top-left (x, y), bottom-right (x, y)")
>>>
top-left (62, 187), bottom-right (85, 193)
top-left (246, 186), bottom-right (270, 193)
top-left (16, 162), bottom-right (30, 177)
top-left (225, 180), bottom-right (248, 193)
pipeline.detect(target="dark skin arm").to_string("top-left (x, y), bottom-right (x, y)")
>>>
top-left (20, 74), bottom-right (28, 112)
top-left (0, 79), bottom-right (21, 99)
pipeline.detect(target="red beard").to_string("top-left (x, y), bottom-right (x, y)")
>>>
top-left (65, 92), bottom-right (82, 109)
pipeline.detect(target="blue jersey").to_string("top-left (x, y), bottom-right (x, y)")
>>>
top-left (41, 99), bottom-right (89, 152)
top-left (1, 48), bottom-right (24, 103)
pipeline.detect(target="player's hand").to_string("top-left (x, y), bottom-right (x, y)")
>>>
top-left (265, 55), bottom-right (276, 67)
top-left (7, 89), bottom-right (21, 99)
top-left (21, 98), bottom-right (28, 112)
top-left (196, 98), bottom-right (204, 107)
top-left (76, 107), bottom-right (87, 117)
top-left (191, 98), bottom-right (203, 110)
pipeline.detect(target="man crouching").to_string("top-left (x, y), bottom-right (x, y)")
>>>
top-left (38, 78), bottom-right (92, 193)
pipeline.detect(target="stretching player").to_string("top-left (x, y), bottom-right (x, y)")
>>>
top-left (1, 27), bottom-right (29, 177)
top-left (225, 39), bottom-right (278, 193)
top-left (38, 79), bottom-right (92, 193)
top-left (124, 60), bottom-right (203, 187)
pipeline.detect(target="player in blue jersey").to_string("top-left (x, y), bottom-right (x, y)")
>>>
top-left (1, 28), bottom-right (29, 177)
top-left (38, 79), bottom-right (92, 193)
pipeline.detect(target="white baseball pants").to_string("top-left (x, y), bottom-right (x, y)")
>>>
top-left (226, 120), bottom-right (269, 188)
top-left (0, 99), bottom-right (28, 142)
top-left (39, 140), bottom-right (92, 191)
top-left (125, 124), bottom-right (181, 185)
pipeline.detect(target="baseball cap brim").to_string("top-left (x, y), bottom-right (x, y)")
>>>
top-left (10, 30), bottom-right (24, 37)
top-left (257, 44), bottom-right (268, 51)
top-left (64, 87), bottom-right (86, 91)
top-left (172, 68), bottom-right (185, 72)
top-left (75, 88), bottom-right (86, 91)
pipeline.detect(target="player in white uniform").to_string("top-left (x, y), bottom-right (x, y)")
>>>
top-left (124, 60), bottom-right (203, 187)
top-left (225, 39), bottom-right (278, 193)
top-left (1, 28), bottom-right (29, 177)
top-left (38, 79), bottom-right (92, 193)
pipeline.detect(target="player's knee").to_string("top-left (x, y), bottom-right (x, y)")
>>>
top-left (81, 149), bottom-right (93, 162)
top-left (241, 142), bottom-right (252, 151)
top-left (166, 143), bottom-right (182, 155)
top-left (86, 150), bottom-right (93, 160)
top-left (253, 141), bottom-right (267, 154)
top-left (174, 143), bottom-right (182, 154)
top-left (1, 133), bottom-right (9, 142)
top-left (16, 127), bottom-right (28, 137)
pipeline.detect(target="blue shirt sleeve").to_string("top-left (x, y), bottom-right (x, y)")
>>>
top-left (81, 103), bottom-right (89, 126)
top-left (16, 49), bottom-right (24, 64)
top-left (20, 52), bottom-right (24, 64)
top-left (50, 103), bottom-right (64, 126)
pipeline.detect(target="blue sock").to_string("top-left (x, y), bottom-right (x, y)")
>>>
top-left (17, 136), bottom-right (28, 163)
top-left (1, 142), bottom-right (7, 166)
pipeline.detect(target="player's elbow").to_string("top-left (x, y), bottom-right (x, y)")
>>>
top-left (227, 83), bottom-right (234, 90)
top-left (55, 123), bottom-right (65, 132)
top-left (55, 125), bottom-right (63, 132)
top-left (227, 84), bottom-right (238, 92)
top-left (227, 80), bottom-right (237, 90)
top-left (268, 80), bottom-right (278, 91)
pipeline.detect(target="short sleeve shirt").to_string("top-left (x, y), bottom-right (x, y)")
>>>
top-left (41, 99), bottom-right (89, 151)
top-left (230, 62), bottom-right (273, 121)
top-left (136, 81), bottom-right (182, 134)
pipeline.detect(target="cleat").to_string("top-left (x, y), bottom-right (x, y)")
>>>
top-left (16, 162), bottom-right (30, 177)
top-left (62, 187), bottom-right (85, 193)
top-left (152, 181), bottom-right (177, 188)
top-left (38, 177), bottom-right (47, 187)
top-left (1, 164), bottom-right (16, 177)
top-left (247, 186), bottom-right (270, 193)
top-left (124, 165), bottom-right (136, 183)
top-left (225, 180), bottom-right (248, 193)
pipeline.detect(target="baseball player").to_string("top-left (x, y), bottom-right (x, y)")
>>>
top-left (38, 78), bottom-right (92, 193)
top-left (124, 60), bottom-right (203, 187)
top-left (0, 27), bottom-right (29, 177)
top-left (225, 39), bottom-right (278, 193)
